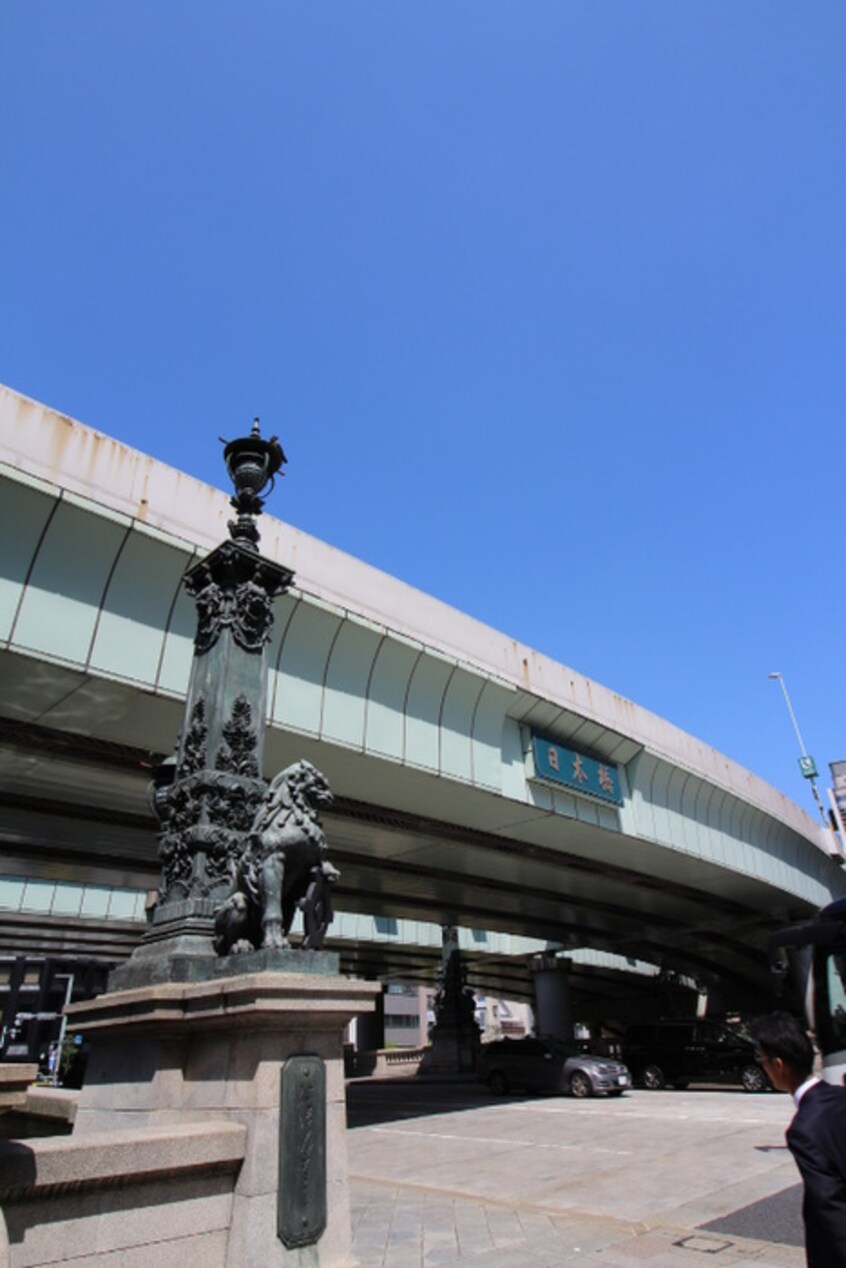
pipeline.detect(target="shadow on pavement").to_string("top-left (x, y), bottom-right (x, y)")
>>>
top-left (345, 1076), bottom-right (531, 1128)
top-left (700, 1184), bottom-right (804, 1247)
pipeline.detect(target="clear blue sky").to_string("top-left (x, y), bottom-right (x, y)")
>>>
top-left (2, 3), bottom-right (844, 815)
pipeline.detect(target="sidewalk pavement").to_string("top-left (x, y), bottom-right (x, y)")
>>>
top-left (346, 1079), bottom-right (806, 1268)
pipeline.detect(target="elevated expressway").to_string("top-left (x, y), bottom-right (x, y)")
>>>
top-left (1, 385), bottom-right (843, 1017)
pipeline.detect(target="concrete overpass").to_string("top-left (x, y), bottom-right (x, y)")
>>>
top-left (1, 384), bottom-right (843, 1016)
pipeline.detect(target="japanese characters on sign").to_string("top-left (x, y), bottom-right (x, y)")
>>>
top-left (531, 735), bottom-right (622, 805)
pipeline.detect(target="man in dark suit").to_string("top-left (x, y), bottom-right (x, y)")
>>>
top-left (750, 1011), bottom-right (846, 1267)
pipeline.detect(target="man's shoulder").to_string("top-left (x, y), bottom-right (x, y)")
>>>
top-left (795, 1080), bottom-right (846, 1126)
top-left (790, 1082), bottom-right (846, 1182)
top-left (803, 1080), bottom-right (846, 1102)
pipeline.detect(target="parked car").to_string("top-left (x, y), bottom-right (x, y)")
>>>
top-left (621, 1019), bottom-right (770, 1092)
top-left (478, 1036), bottom-right (631, 1098)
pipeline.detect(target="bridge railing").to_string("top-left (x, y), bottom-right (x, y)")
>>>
top-left (344, 1045), bottom-right (428, 1078)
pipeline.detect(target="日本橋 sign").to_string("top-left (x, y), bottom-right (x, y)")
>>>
top-left (531, 734), bottom-right (622, 806)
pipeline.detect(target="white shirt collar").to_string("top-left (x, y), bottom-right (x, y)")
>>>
top-left (793, 1075), bottom-right (821, 1107)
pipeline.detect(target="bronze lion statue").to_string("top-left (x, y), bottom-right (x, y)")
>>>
top-left (213, 759), bottom-right (339, 955)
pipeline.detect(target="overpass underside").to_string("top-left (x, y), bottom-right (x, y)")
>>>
top-left (0, 679), bottom-right (816, 1012)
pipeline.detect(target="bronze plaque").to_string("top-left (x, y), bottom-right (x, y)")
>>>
top-left (278, 1054), bottom-right (327, 1248)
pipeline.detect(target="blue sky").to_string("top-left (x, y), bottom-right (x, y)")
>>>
top-left (2, 3), bottom-right (844, 816)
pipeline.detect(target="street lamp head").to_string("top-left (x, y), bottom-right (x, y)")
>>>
top-left (222, 418), bottom-right (285, 501)
top-left (220, 418), bottom-right (287, 551)
top-left (768, 671), bottom-right (782, 680)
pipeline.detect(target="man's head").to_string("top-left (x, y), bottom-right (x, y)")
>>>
top-left (749, 1011), bottom-right (814, 1093)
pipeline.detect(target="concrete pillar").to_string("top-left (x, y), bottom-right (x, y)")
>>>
top-left (532, 954), bottom-right (572, 1041)
top-left (354, 984), bottom-right (385, 1051)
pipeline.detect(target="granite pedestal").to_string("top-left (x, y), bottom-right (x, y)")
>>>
top-left (0, 966), bottom-right (378, 1268)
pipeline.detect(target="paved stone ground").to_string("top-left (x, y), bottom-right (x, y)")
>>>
top-left (346, 1080), bottom-right (807, 1267)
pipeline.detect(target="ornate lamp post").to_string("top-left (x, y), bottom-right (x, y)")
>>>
top-left (66, 423), bottom-right (375, 1267)
top-left (129, 420), bottom-right (295, 969)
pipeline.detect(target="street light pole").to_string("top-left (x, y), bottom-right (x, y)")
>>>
top-left (53, 972), bottom-right (74, 1086)
top-left (769, 671), bottom-right (810, 756)
top-left (768, 671), bottom-right (828, 826)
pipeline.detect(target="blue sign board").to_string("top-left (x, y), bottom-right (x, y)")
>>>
top-left (531, 735), bottom-right (622, 805)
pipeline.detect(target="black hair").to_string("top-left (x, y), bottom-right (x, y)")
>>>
top-left (749, 1011), bottom-right (814, 1077)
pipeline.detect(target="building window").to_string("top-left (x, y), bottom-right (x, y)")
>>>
top-left (21, 880), bottom-right (56, 912)
top-left (0, 878), bottom-right (26, 910)
top-left (0, 876), bottom-right (147, 923)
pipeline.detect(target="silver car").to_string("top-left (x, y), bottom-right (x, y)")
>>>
top-left (478, 1036), bottom-right (631, 1098)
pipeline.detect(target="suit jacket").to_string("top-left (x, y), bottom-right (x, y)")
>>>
top-left (787, 1080), bottom-right (846, 1267)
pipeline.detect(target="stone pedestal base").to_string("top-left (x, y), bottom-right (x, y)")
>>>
top-left (65, 970), bottom-right (379, 1267)
top-left (0, 1065), bottom-right (37, 1115)
top-left (420, 1023), bottom-right (479, 1074)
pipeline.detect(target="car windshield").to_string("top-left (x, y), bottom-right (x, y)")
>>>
top-left (543, 1040), bottom-right (580, 1057)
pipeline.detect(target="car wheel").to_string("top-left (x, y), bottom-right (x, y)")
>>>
top-left (488, 1069), bottom-right (509, 1096)
top-left (740, 1063), bottom-right (769, 1093)
top-left (569, 1070), bottom-right (593, 1098)
top-left (642, 1063), bottom-right (666, 1090)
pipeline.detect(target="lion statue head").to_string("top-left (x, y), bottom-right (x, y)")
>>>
top-left (252, 759), bottom-right (333, 837)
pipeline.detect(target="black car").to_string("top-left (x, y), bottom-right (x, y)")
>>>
top-left (478, 1036), bottom-right (631, 1098)
top-left (621, 1019), bottom-right (770, 1092)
